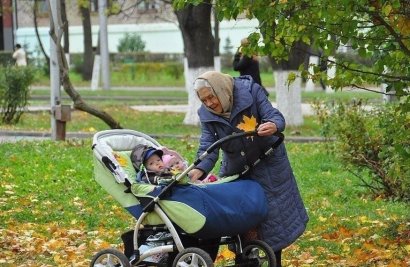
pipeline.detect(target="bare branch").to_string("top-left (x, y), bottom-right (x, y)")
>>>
top-left (349, 84), bottom-right (395, 95)
top-left (48, 0), bottom-right (122, 129)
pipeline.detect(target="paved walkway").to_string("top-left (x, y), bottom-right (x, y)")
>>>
top-left (8, 102), bottom-right (316, 115)
top-left (0, 102), bottom-right (316, 143)
top-left (130, 103), bottom-right (315, 115)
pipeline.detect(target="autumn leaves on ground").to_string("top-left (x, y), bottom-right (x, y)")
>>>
top-left (0, 139), bottom-right (409, 266)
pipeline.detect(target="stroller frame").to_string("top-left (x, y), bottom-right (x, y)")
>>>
top-left (91, 129), bottom-right (283, 267)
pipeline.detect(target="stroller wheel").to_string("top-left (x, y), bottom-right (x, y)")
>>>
top-left (172, 247), bottom-right (214, 267)
top-left (236, 240), bottom-right (276, 267)
top-left (90, 248), bottom-right (131, 267)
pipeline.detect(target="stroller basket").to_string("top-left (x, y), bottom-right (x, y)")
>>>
top-left (92, 129), bottom-right (269, 239)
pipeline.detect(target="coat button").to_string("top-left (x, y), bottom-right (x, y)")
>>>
top-left (240, 151), bottom-right (245, 156)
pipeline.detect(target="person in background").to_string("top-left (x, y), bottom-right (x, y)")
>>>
top-left (233, 38), bottom-right (265, 91)
top-left (12, 44), bottom-right (27, 67)
top-left (189, 71), bottom-right (309, 267)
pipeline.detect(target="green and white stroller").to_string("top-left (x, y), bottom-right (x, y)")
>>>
top-left (91, 129), bottom-right (282, 267)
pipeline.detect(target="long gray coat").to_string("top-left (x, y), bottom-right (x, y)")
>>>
top-left (195, 76), bottom-right (309, 251)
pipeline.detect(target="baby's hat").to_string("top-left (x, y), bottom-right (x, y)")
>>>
top-left (162, 154), bottom-right (175, 166)
top-left (131, 144), bottom-right (163, 170)
top-left (161, 147), bottom-right (187, 168)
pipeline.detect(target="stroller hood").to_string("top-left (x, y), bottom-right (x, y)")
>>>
top-left (130, 144), bottom-right (163, 171)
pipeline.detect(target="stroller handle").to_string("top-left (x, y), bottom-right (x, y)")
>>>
top-left (208, 130), bottom-right (257, 153)
top-left (194, 130), bottom-right (258, 165)
top-left (142, 130), bottom-right (284, 212)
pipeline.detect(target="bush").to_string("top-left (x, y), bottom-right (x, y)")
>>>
top-left (164, 62), bottom-right (184, 79)
top-left (117, 62), bottom-right (184, 81)
top-left (315, 100), bottom-right (410, 201)
top-left (70, 53), bottom-right (84, 74)
top-left (0, 51), bottom-right (14, 66)
top-left (0, 65), bottom-right (36, 124)
top-left (117, 33), bottom-right (146, 53)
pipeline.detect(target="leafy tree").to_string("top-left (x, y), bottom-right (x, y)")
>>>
top-left (200, 0), bottom-right (410, 108)
top-left (117, 33), bottom-right (146, 53)
top-left (176, 0), bottom-right (410, 199)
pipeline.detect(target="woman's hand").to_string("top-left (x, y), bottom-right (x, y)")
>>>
top-left (257, 121), bottom-right (277, 136)
top-left (188, 168), bottom-right (204, 183)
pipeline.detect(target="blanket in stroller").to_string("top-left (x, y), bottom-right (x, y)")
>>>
top-left (131, 178), bottom-right (267, 239)
top-left (92, 129), bottom-right (268, 239)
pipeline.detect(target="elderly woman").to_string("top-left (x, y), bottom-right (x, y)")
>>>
top-left (189, 71), bottom-right (309, 267)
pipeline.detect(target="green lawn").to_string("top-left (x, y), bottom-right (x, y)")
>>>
top-left (0, 69), bottom-right (406, 266)
top-left (0, 106), bottom-right (322, 138)
top-left (0, 140), bottom-right (408, 266)
top-left (31, 67), bottom-right (383, 106)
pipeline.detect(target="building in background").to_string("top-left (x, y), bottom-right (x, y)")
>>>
top-left (11, 0), bottom-right (258, 55)
top-left (1, 0), bottom-right (15, 51)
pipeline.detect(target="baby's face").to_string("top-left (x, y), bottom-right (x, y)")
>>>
top-left (145, 154), bottom-right (165, 172)
top-left (168, 157), bottom-right (185, 172)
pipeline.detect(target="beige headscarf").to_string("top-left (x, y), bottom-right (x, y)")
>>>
top-left (194, 71), bottom-right (234, 118)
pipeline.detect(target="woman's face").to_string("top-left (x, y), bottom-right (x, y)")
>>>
top-left (197, 87), bottom-right (223, 113)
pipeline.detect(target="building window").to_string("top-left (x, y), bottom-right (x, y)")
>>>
top-left (137, 0), bottom-right (158, 13)
top-left (35, 0), bottom-right (49, 17)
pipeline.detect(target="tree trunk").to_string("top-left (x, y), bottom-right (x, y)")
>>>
top-left (80, 4), bottom-right (94, 81)
top-left (61, 0), bottom-right (69, 54)
top-left (60, 0), bottom-right (70, 66)
top-left (269, 41), bottom-right (309, 127)
top-left (175, 1), bottom-right (214, 125)
top-left (49, 0), bottom-right (121, 129)
top-left (33, 0), bottom-right (50, 71)
top-left (213, 10), bottom-right (221, 72)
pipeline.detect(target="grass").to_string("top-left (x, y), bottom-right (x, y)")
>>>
top-left (0, 106), bottom-right (322, 137)
top-left (0, 139), bottom-right (408, 266)
top-left (1, 70), bottom-right (407, 266)
top-left (31, 66), bottom-right (383, 105)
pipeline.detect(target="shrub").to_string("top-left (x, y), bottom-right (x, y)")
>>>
top-left (117, 62), bottom-right (184, 81)
top-left (0, 65), bottom-right (36, 124)
top-left (0, 51), bottom-right (14, 66)
top-left (314, 100), bottom-right (410, 201)
top-left (164, 62), bottom-right (184, 79)
top-left (70, 53), bottom-right (84, 74)
top-left (117, 33), bottom-right (146, 53)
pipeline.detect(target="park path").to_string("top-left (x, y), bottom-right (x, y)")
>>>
top-left (0, 102), bottom-right (319, 143)
top-left (1, 86), bottom-right (319, 142)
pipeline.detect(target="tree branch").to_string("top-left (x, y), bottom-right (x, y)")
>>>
top-left (48, 1), bottom-right (122, 129)
top-left (364, 7), bottom-right (410, 57)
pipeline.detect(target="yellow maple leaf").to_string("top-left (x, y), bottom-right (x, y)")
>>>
top-left (236, 115), bottom-right (258, 132)
top-left (113, 152), bottom-right (127, 167)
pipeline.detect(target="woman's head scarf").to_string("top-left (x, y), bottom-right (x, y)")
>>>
top-left (193, 71), bottom-right (234, 118)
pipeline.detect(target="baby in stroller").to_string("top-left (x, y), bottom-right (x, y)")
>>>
top-left (131, 145), bottom-right (190, 185)
top-left (91, 129), bottom-right (280, 267)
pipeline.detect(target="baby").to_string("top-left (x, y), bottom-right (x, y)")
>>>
top-left (131, 145), bottom-right (173, 185)
top-left (130, 144), bottom-right (217, 185)
top-left (161, 147), bottom-right (188, 174)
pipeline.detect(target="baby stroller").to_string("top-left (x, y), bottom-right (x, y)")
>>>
top-left (91, 129), bottom-right (283, 267)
